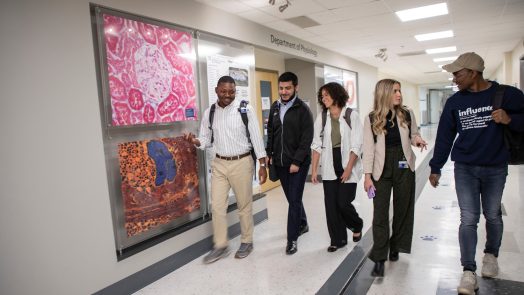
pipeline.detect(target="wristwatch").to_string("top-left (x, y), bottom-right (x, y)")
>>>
top-left (260, 163), bottom-right (266, 167)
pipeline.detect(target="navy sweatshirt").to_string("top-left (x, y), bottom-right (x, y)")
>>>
top-left (429, 81), bottom-right (524, 174)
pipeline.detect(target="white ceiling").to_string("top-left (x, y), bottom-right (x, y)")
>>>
top-left (194, 0), bottom-right (524, 87)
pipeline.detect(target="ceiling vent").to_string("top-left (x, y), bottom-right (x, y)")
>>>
top-left (397, 50), bottom-right (426, 57)
top-left (424, 70), bottom-right (444, 74)
top-left (286, 16), bottom-right (320, 28)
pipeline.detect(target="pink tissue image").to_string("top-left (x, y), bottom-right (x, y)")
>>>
top-left (103, 14), bottom-right (197, 126)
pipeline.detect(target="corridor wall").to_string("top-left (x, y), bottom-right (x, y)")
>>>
top-left (0, 1), bottom-right (377, 294)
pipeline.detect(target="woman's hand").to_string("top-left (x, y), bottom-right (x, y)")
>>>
top-left (364, 174), bottom-right (374, 192)
top-left (340, 167), bottom-right (352, 183)
top-left (311, 171), bottom-right (319, 184)
top-left (415, 136), bottom-right (427, 152)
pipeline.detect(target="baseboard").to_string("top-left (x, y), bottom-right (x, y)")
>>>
top-left (94, 209), bottom-right (268, 295)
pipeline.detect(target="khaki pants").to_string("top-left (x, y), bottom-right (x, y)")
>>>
top-left (210, 156), bottom-right (254, 248)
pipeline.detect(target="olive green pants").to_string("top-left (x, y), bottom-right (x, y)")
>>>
top-left (369, 145), bottom-right (415, 262)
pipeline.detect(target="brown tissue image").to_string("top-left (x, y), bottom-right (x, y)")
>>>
top-left (118, 136), bottom-right (200, 237)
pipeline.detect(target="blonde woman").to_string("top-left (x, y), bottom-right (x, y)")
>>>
top-left (362, 79), bottom-right (427, 277)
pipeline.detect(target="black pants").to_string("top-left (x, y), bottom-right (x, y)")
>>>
top-left (276, 163), bottom-right (309, 242)
top-left (322, 147), bottom-right (363, 247)
top-left (369, 145), bottom-right (415, 262)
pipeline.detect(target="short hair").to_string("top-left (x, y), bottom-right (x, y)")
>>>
top-left (217, 75), bottom-right (235, 86)
top-left (317, 82), bottom-right (348, 111)
top-left (278, 72), bottom-right (298, 86)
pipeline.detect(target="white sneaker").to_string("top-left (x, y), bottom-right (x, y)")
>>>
top-left (457, 271), bottom-right (478, 295)
top-left (481, 253), bottom-right (499, 278)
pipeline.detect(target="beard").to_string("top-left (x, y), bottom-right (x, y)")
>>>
top-left (281, 90), bottom-right (296, 102)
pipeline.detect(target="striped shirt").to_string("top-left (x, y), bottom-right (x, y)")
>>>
top-left (197, 100), bottom-right (267, 159)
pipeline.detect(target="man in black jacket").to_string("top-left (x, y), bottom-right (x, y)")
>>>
top-left (266, 72), bottom-right (314, 255)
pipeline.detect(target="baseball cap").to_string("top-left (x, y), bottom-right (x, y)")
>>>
top-left (442, 52), bottom-right (485, 73)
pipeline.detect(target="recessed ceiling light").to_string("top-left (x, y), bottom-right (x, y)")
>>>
top-left (426, 46), bottom-right (457, 54)
top-left (396, 3), bottom-right (448, 22)
top-left (415, 30), bottom-right (454, 41)
top-left (433, 56), bottom-right (457, 62)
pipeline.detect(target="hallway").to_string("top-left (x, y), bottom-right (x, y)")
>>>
top-left (133, 125), bottom-right (524, 294)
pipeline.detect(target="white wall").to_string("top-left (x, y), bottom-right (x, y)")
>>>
top-left (511, 39), bottom-right (524, 88)
top-left (491, 63), bottom-right (505, 83)
top-left (0, 1), bottom-right (378, 294)
top-left (489, 39), bottom-right (524, 88)
top-left (254, 47), bottom-right (286, 75)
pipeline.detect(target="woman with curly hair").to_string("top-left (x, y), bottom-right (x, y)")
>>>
top-left (311, 82), bottom-right (364, 252)
top-left (363, 79), bottom-right (427, 277)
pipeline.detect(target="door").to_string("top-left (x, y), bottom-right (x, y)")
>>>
top-left (255, 69), bottom-right (280, 192)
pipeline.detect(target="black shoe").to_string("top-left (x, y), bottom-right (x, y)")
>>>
top-left (327, 246), bottom-right (338, 252)
top-left (371, 261), bottom-right (385, 277)
top-left (352, 232), bottom-right (362, 242)
top-left (299, 224), bottom-right (309, 236)
top-left (389, 251), bottom-right (399, 261)
top-left (327, 242), bottom-right (347, 252)
top-left (286, 241), bottom-right (298, 255)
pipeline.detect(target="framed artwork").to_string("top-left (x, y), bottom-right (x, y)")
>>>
top-left (343, 70), bottom-right (358, 109)
top-left (324, 66), bottom-right (359, 110)
top-left (118, 136), bottom-right (200, 237)
top-left (92, 7), bottom-right (207, 253)
top-left (205, 54), bottom-right (252, 105)
top-left (100, 12), bottom-right (197, 126)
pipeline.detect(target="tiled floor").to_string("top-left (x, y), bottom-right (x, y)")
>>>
top-left (366, 153), bottom-right (524, 294)
top-left (133, 126), bottom-right (524, 294)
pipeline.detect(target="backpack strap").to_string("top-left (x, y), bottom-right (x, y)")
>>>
top-left (321, 107), bottom-right (353, 139)
top-left (238, 100), bottom-right (258, 168)
top-left (238, 100), bottom-right (251, 144)
top-left (343, 108), bottom-right (353, 129)
top-left (209, 103), bottom-right (216, 144)
top-left (492, 84), bottom-right (507, 110)
top-left (209, 101), bottom-right (252, 145)
top-left (320, 108), bottom-right (328, 140)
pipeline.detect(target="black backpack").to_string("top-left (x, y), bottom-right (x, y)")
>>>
top-left (209, 100), bottom-right (257, 164)
top-left (320, 108), bottom-right (364, 159)
top-left (368, 108), bottom-right (411, 143)
top-left (492, 84), bottom-right (524, 165)
top-left (320, 108), bottom-right (353, 143)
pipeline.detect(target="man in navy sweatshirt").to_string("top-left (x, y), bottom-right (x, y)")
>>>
top-left (428, 52), bottom-right (524, 295)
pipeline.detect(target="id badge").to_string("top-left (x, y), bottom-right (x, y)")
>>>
top-left (398, 161), bottom-right (409, 169)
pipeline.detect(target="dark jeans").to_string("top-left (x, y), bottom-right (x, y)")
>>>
top-left (322, 147), bottom-right (363, 247)
top-left (369, 146), bottom-right (415, 262)
top-left (454, 162), bottom-right (507, 272)
top-left (276, 163), bottom-right (309, 242)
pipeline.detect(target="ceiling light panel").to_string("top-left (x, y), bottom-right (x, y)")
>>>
top-left (415, 30), bottom-right (453, 41)
top-left (396, 3), bottom-right (448, 22)
top-left (433, 56), bottom-right (457, 62)
top-left (426, 46), bottom-right (457, 54)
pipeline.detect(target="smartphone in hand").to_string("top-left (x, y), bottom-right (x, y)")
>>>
top-left (368, 186), bottom-right (376, 199)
